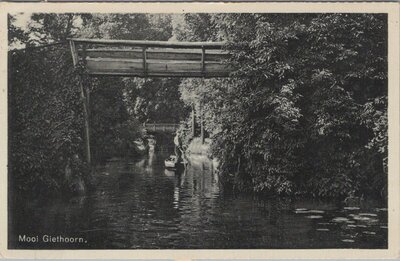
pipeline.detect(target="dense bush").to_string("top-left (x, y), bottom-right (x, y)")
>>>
top-left (8, 13), bottom-right (187, 196)
top-left (9, 13), bottom-right (388, 199)
top-left (9, 47), bottom-right (86, 195)
top-left (177, 14), bottom-right (388, 198)
top-left (9, 48), bottom-right (148, 196)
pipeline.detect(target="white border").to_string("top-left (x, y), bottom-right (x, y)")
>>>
top-left (0, 2), bottom-right (399, 259)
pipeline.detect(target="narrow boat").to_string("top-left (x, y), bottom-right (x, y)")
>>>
top-left (164, 155), bottom-right (178, 169)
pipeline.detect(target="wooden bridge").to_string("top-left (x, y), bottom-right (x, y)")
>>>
top-left (68, 38), bottom-right (233, 165)
top-left (69, 38), bottom-right (232, 77)
top-left (143, 123), bottom-right (180, 133)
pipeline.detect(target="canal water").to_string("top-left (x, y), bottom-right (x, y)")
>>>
top-left (10, 146), bottom-right (388, 249)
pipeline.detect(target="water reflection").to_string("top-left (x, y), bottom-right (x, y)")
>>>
top-left (10, 148), bottom-right (387, 249)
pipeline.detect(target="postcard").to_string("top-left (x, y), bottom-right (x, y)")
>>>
top-left (0, 2), bottom-right (399, 259)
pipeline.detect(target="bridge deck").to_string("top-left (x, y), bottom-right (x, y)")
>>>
top-left (69, 38), bottom-right (232, 77)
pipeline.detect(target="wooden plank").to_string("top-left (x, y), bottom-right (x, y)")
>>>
top-left (192, 104), bottom-right (195, 137)
top-left (71, 38), bottom-right (225, 49)
top-left (142, 47), bottom-right (147, 76)
top-left (143, 123), bottom-right (180, 132)
top-left (69, 40), bottom-right (79, 66)
top-left (82, 48), bottom-right (230, 62)
top-left (69, 40), bottom-right (91, 165)
top-left (85, 58), bottom-right (231, 77)
top-left (201, 47), bottom-right (205, 75)
top-left (87, 58), bottom-right (143, 71)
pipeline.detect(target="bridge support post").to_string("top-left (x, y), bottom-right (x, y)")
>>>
top-left (191, 104), bottom-right (196, 138)
top-left (69, 40), bottom-right (91, 166)
top-left (80, 81), bottom-right (92, 166)
top-left (200, 103), bottom-right (204, 144)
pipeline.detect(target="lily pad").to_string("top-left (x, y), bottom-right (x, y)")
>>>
top-left (316, 228), bottom-right (330, 231)
top-left (295, 209), bottom-right (325, 214)
top-left (342, 239), bottom-right (355, 243)
top-left (363, 231), bottom-right (376, 235)
top-left (332, 217), bottom-right (349, 222)
top-left (350, 215), bottom-right (376, 222)
top-left (359, 213), bottom-right (378, 217)
top-left (306, 215), bottom-right (323, 219)
top-left (344, 207), bottom-right (360, 210)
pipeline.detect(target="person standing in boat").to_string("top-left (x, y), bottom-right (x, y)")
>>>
top-left (174, 133), bottom-right (182, 164)
top-left (174, 132), bottom-right (189, 168)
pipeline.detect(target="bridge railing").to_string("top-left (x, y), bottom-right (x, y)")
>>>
top-left (143, 123), bottom-right (180, 132)
top-left (69, 38), bottom-right (232, 77)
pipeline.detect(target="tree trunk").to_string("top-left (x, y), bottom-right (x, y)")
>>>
top-left (191, 103), bottom-right (196, 138)
top-left (79, 80), bottom-right (91, 166)
top-left (70, 40), bottom-right (91, 166)
top-left (200, 103), bottom-right (204, 144)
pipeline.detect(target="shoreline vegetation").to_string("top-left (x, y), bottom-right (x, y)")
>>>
top-left (9, 13), bottom-right (387, 201)
top-left (177, 13), bottom-right (387, 201)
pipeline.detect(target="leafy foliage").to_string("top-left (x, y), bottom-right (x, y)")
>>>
top-left (177, 13), bottom-right (388, 198)
top-left (9, 13), bottom-right (388, 199)
top-left (9, 46), bottom-right (86, 195)
top-left (8, 13), bottom-right (185, 196)
top-left (123, 78), bottom-right (189, 123)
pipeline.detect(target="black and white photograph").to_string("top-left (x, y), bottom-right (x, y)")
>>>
top-left (2, 3), bottom-right (399, 256)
